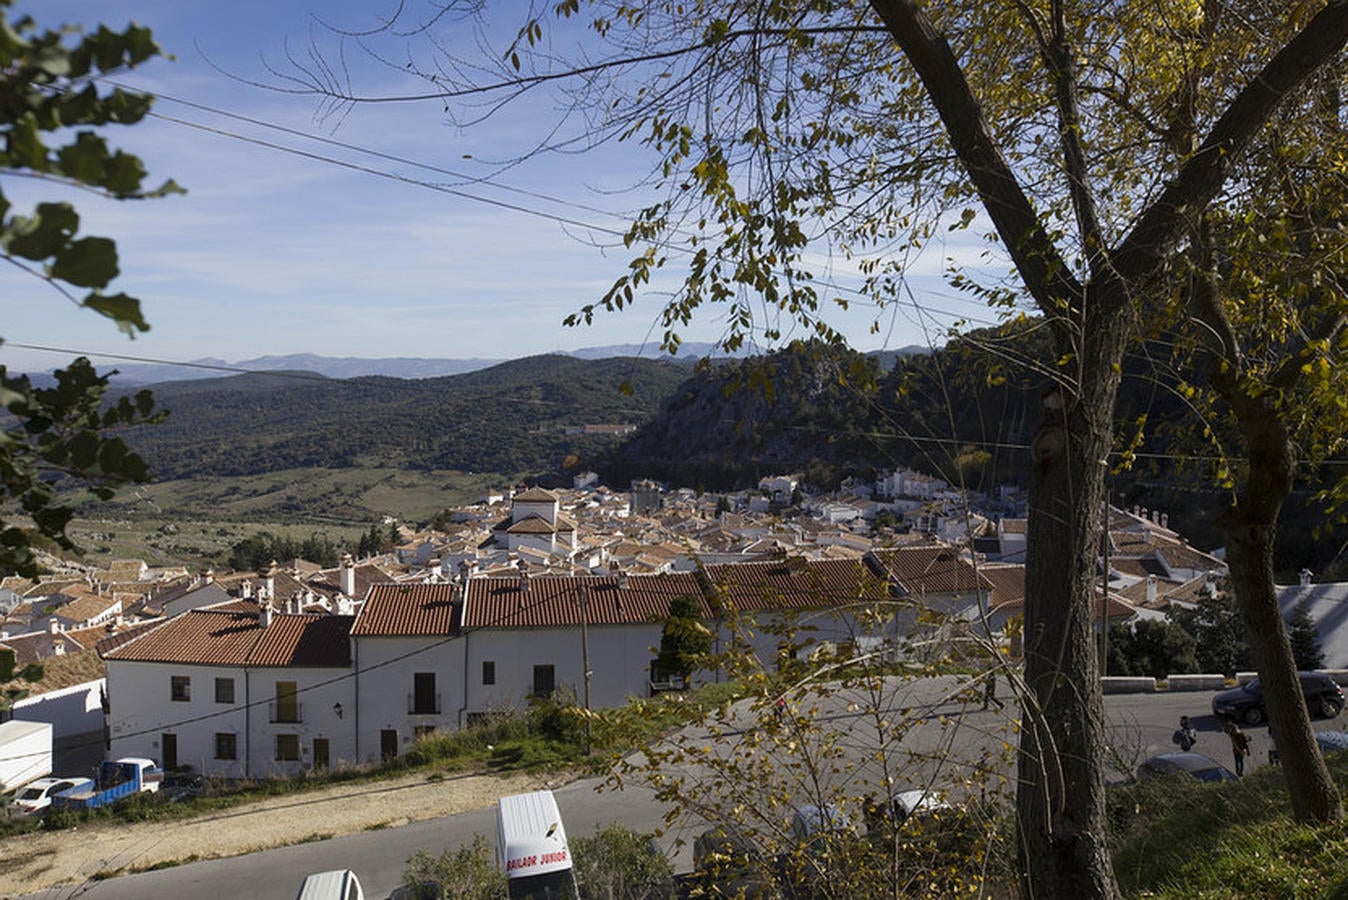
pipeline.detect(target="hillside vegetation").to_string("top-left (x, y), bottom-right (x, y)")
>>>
top-left (121, 355), bottom-right (690, 478)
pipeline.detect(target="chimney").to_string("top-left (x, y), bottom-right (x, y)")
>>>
top-left (203, 568), bottom-right (214, 585)
top-left (260, 604), bottom-right (274, 627)
top-left (339, 553), bottom-right (356, 598)
top-left (262, 561), bottom-right (278, 601)
top-left (48, 620), bottom-right (60, 634)
top-left (1160, 513), bottom-right (1169, 529)
top-left (1146, 575), bottom-right (1157, 606)
top-left (52, 635), bottom-right (65, 656)
top-left (1300, 568), bottom-right (1314, 587)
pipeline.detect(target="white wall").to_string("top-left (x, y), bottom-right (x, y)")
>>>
top-left (462, 623), bottom-right (664, 715)
top-left (353, 635), bottom-right (465, 766)
top-left (106, 661), bottom-right (356, 778)
top-left (11, 678), bottom-right (103, 737)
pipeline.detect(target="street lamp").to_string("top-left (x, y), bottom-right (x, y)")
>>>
top-left (333, 701), bottom-right (343, 719)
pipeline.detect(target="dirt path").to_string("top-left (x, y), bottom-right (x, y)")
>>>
top-left (0, 769), bottom-right (556, 897)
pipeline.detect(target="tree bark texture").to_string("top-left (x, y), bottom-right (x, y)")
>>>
top-left (1217, 387), bottom-right (1342, 821)
top-left (1017, 286), bottom-right (1127, 900)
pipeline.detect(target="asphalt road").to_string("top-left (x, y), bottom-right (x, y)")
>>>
top-left (18, 682), bottom-right (1322, 900)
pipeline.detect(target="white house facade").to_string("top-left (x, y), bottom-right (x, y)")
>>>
top-left (101, 603), bottom-right (356, 778)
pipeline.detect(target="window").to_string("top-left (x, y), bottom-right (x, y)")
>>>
top-left (275, 734), bottom-right (300, 762)
top-left (482, 660), bottom-right (496, 686)
top-left (532, 664), bottom-right (556, 698)
top-left (414, 725), bottom-right (436, 739)
top-left (215, 677), bottom-right (235, 704)
top-left (412, 672), bottom-right (438, 714)
top-left (170, 675), bottom-right (191, 702)
top-left (215, 732), bottom-right (237, 760)
top-left (273, 681), bottom-right (299, 723)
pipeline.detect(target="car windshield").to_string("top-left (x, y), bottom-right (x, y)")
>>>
top-left (16, 786), bottom-right (43, 801)
top-left (1243, 679), bottom-right (1261, 695)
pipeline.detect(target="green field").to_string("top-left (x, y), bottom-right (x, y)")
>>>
top-left (64, 467), bottom-right (515, 570)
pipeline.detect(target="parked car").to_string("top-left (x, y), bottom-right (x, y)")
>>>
top-left (691, 824), bottom-right (777, 898)
top-left (1211, 672), bottom-right (1344, 725)
top-left (780, 804), bottom-right (856, 899)
top-left (161, 772), bottom-right (206, 803)
top-left (9, 777), bottom-right (93, 816)
top-left (295, 869), bottom-right (364, 900)
top-left (1315, 730), bottom-right (1348, 755)
top-left (1137, 751), bottom-right (1236, 783)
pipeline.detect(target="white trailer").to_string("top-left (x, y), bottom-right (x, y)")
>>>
top-left (0, 720), bottom-right (53, 793)
top-left (497, 789), bottom-right (576, 899)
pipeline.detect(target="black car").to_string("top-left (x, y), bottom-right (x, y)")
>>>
top-left (1211, 671), bottom-right (1344, 725)
top-left (1137, 751), bottom-right (1237, 783)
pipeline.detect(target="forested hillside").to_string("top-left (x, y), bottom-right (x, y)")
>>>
top-left (123, 355), bottom-right (690, 479)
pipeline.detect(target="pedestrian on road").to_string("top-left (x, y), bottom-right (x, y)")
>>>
top-left (1224, 719), bottom-right (1251, 776)
top-left (983, 672), bottom-right (1003, 710)
top-left (1173, 715), bottom-right (1197, 752)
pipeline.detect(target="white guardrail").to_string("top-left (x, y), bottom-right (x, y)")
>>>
top-left (1100, 669), bottom-right (1348, 694)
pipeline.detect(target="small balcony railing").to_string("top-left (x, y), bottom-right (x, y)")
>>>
top-left (408, 693), bottom-right (441, 715)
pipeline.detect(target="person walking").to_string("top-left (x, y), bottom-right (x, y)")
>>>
top-left (983, 672), bottom-right (1004, 710)
top-left (1225, 719), bottom-right (1252, 776)
top-left (1173, 715), bottom-right (1197, 752)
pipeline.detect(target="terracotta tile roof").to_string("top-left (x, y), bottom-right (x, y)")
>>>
top-left (999, 518), bottom-right (1029, 535)
top-left (979, 564), bottom-right (1026, 609)
top-left (461, 573), bottom-right (708, 629)
top-left (50, 594), bottom-right (120, 625)
top-left (351, 584), bottom-right (460, 636)
top-left (507, 515), bottom-right (562, 535)
top-left (514, 487), bottom-right (559, 502)
top-left (101, 605), bottom-right (353, 667)
top-left (702, 558), bottom-right (892, 613)
top-left (250, 613), bottom-right (353, 667)
top-left (869, 546), bottom-right (992, 596)
top-left (94, 619), bottom-right (164, 655)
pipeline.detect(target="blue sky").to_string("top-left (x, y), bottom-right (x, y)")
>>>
top-left (1, 0), bottom-right (1008, 378)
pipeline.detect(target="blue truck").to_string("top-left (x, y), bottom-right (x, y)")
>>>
top-left (52, 758), bottom-right (163, 810)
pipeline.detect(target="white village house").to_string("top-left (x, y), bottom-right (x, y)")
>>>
top-left (98, 551), bottom-right (973, 777)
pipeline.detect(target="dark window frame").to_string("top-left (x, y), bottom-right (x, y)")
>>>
top-left (214, 677), bottom-right (235, 704)
top-left (215, 732), bottom-right (237, 760)
top-left (170, 675), bottom-right (191, 702)
top-left (482, 660), bottom-right (496, 685)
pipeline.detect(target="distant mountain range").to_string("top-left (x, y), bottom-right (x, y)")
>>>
top-left (62, 342), bottom-right (930, 386)
top-left (88, 343), bottom-right (719, 385)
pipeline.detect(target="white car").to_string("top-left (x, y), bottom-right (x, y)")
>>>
top-left (10, 777), bottom-right (94, 816)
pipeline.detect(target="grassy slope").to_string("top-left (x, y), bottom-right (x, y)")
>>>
top-left (1111, 754), bottom-right (1348, 898)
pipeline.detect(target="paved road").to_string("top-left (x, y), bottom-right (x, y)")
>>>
top-left (19, 682), bottom-right (1327, 900)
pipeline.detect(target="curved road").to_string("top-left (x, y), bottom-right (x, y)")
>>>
top-left (18, 684), bottom-right (1310, 900)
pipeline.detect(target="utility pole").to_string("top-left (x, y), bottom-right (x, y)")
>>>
top-left (1100, 492), bottom-right (1110, 676)
top-left (578, 578), bottom-right (592, 753)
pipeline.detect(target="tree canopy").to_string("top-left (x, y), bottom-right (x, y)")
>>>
top-left (0, 2), bottom-right (179, 576)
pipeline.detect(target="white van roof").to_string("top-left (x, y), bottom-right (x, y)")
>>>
top-left (295, 868), bottom-right (364, 900)
top-left (497, 790), bottom-right (572, 879)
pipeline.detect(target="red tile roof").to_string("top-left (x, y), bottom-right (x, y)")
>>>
top-left (351, 584), bottom-right (460, 636)
top-left (702, 558), bottom-right (892, 613)
top-left (101, 604), bottom-right (352, 667)
top-left (869, 546), bottom-right (991, 596)
top-left (461, 573), bottom-right (708, 629)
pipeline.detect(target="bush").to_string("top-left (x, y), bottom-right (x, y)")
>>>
top-left (572, 823), bottom-right (675, 899)
top-left (401, 834), bottom-right (506, 900)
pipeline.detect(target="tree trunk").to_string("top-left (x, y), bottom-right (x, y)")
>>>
top-left (1219, 402), bottom-right (1342, 822)
top-left (1017, 289), bottom-right (1125, 900)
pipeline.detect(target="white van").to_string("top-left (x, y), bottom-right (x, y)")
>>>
top-left (295, 868), bottom-right (364, 900)
top-left (497, 789), bottom-right (577, 899)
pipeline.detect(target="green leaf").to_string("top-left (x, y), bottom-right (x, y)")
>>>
top-left (83, 291), bottom-right (148, 334)
top-left (51, 236), bottom-right (118, 287)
